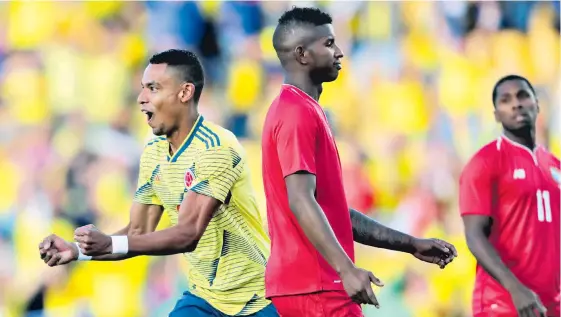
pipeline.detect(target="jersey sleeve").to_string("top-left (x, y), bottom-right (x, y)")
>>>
top-left (190, 146), bottom-right (243, 203)
top-left (133, 148), bottom-right (163, 206)
top-left (275, 106), bottom-right (318, 177)
top-left (549, 152), bottom-right (560, 167)
top-left (459, 152), bottom-right (496, 217)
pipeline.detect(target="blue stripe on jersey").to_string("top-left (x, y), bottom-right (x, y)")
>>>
top-left (230, 148), bottom-right (242, 168)
top-left (237, 294), bottom-right (262, 316)
top-left (147, 136), bottom-right (166, 146)
top-left (151, 164), bottom-right (160, 180)
top-left (171, 116), bottom-right (204, 162)
top-left (135, 183), bottom-right (151, 196)
top-left (201, 125), bottom-right (221, 146)
top-left (197, 129), bottom-right (215, 147)
top-left (195, 134), bottom-right (209, 149)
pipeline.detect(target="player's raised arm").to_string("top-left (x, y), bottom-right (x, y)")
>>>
top-left (80, 202), bottom-right (164, 261)
top-left (349, 209), bottom-right (457, 268)
top-left (39, 202), bottom-right (163, 266)
top-left (76, 146), bottom-right (240, 257)
top-left (122, 191), bottom-right (219, 255)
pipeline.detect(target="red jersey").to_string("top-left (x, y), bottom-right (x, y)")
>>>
top-left (459, 136), bottom-right (560, 316)
top-left (261, 84), bottom-right (355, 298)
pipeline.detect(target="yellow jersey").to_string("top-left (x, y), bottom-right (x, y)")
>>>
top-left (133, 116), bottom-right (271, 315)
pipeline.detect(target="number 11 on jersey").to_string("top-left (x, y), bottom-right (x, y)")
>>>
top-left (536, 190), bottom-right (552, 223)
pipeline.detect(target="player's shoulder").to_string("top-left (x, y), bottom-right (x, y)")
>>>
top-left (470, 139), bottom-right (503, 162)
top-left (537, 146), bottom-right (561, 173)
top-left (462, 139), bottom-right (502, 175)
top-left (197, 119), bottom-right (245, 155)
top-left (142, 136), bottom-right (167, 155)
top-left (539, 146), bottom-right (560, 162)
top-left (198, 120), bottom-right (237, 147)
top-left (270, 85), bottom-right (317, 115)
top-left (265, 86), bottom-right (320, 133)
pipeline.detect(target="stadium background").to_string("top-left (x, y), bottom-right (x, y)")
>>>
top-left (0, 1), bottom-right (559, 317)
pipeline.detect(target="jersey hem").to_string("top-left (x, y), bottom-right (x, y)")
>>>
top-left (190, 289), bottom-right (270, 316)
top-left (265, 284), bottom-right (346, 299)
top-left (460, 211), bottom-right (493, 217)
top-left (282, 168), bottom-right (317, 179)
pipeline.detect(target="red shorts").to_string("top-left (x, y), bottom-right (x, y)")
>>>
top-left (270, 291), bottom-right (363, 317)
top-left (473, 289), bottom-right (559, 317)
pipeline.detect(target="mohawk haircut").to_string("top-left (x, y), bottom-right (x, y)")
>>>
top-left (149, 49), bottom-right (205, 103)
top-left (273, 7), bottom-right (332, 54)
top-left (492, 74), bottom-right (536, 107)
top-left (277, 6), bottom-right (332, 27)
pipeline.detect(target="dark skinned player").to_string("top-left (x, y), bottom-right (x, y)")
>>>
top-left (460, 75), bottom-right (560, 317)
top-left (261, 7), bottom-right (458, 317)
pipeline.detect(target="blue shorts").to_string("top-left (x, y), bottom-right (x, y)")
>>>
top-left (169, 291), bottom-right (279, 317)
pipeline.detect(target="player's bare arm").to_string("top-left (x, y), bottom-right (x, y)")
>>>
top-left (39, 203), bottom-right (163, 266)
top-left (85, 202), bottom-right (164, 260)
top-left (286, 172), bottom-right (384, 307)
top-left (75, 190), bottom-right (218, 257)
top-left (350, 208), bottom-right (457, 268)
top-left (463, 215), bottom-right (547, 315)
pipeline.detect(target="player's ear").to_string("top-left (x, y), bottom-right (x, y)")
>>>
top-left (179, 83), bottom-right (195, 103)
top-left (294, 46), bottom-right (308, 65)
top-left (536, 98), bottom-right (540, 113)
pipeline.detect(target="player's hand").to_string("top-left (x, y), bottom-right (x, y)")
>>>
top-left (74, 224), bottom-right (112, 256)
top-left (39, 234), bottom-right (78, 266)
top-left (509, 285), bottom-right (547, 317)
top-left (411, 238), bottom-right (458, 269)
top-left (339, 265), bottom-right (384, 308)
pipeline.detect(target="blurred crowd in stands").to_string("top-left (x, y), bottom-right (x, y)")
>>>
top-left (0, 1), bottom-right (558, 317)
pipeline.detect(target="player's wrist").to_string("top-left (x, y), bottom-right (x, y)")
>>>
top-left (335, 258), bottom-right (356, 276)
top-left (407, 237), bottom-right (422, 254)
top-left (74, 242), bottom-right (92, 261)
top-left (503, 278), bottom-right (525, 293)
top-left (69, 242), bottom-right (79, 261)
top-left (110, 235), bottom-right (129, 254)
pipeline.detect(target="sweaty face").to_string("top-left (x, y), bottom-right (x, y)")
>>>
top-left (137, 64), bottom-right (183, 136)
top-left (494, 79), bottom-right (539, 131)
top-left (306, 24), bottom-right (344, 83)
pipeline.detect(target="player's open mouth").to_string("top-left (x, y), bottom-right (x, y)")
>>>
top-left (141, 110), bottom-right (154, 123)
top-left (334, 62), bottom-right (342, 70)
top-left (514, 113), bottom-right (529, 122)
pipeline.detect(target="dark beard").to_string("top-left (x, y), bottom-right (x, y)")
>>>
top-left (504, 124), bottom-right (533, 138)
top-left (310, 66), bottom-right (335, 84)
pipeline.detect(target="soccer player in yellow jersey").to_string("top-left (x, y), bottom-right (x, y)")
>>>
top-left (38, 49), bottom-right (278, 317)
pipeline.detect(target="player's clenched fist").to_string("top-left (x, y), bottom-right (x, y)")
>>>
top-left (38, 234), bottom-right (78, 266)
top-left (339, 265), bottom-right (384, 308)
top-left (74, 224), bottom-right (113, 256)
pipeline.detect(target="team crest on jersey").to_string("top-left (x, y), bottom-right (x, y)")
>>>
top-left (550, 167), bottom-right (560, 185)
top-left (184, 169), bottom-right (195, 188)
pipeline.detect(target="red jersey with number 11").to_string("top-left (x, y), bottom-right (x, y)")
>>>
top-left (459, 136), bottom-right (560, 316)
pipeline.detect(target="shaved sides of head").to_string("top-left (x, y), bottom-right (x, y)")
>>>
top-left (273, 7), bottom-right (332, 64)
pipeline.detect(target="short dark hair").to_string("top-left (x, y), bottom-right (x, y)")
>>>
top-left (277, 6), bottom-right (332, 27)
top-left (273, 7), bottom-right (333, 56)
top-left (492, 74), bottom-right (536, 107)
top-left (149, 49), bottom-right (204, 103)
